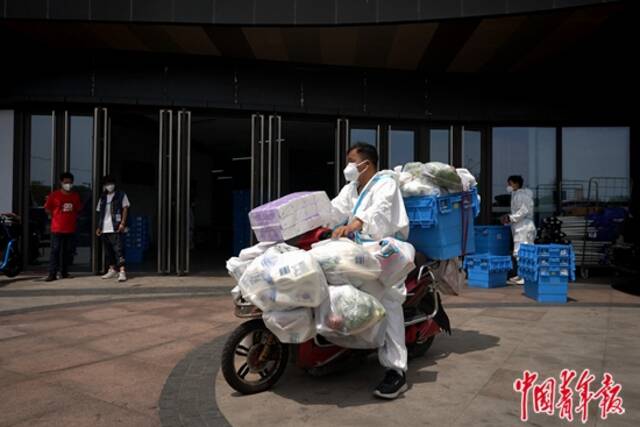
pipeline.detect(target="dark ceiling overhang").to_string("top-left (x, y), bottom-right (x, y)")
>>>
top-left (0, 1), bottom-right (630, 73)
top-left (0, 0), bottom-right (621, 26)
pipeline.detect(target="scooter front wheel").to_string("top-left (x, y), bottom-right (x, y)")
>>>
top-left (221, 319), bottom-right (289, 395)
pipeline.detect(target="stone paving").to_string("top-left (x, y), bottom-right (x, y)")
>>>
top-left (0, 275), bottom-right (638, 426)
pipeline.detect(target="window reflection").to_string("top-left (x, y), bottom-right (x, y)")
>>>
top-left (429, 129), bottom-right (450, 163)
top-left (492, 128), bottom-right (556, 223)
top-left (69, 115), bottom-right (94, 270)
top-left (350, 128), bottom-right (377, 149)
top-left (463, 129), bottom-right (482, 184)
top-left (29, 114), bottom-right (53, 266)
top-left (561, 127), bottom-right (630, 205)
top-left (388, 129), bottom-right (414, 169)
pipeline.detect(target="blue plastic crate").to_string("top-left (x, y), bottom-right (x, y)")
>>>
top-left (524, 280), bottom-right (568, 304)
top-left (464, 254), bottom-right (513, 272)
top-left (404, 196), bottom-right (438, 227)
top-left (519, 243), bottom-right (573, 258)
top-left (407, 191), bottom-right (477, 260)
top-left (474, 225), bottom-right (512, 256)
top-left (467, 270), bottom-right (508, 288)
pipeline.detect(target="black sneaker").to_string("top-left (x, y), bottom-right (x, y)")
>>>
top-left (373, 370), bottom-right (408, 400)
top-left (61, 272), bottom-right (72, 279)
top-left (44, 275), bottom-right (57, 282)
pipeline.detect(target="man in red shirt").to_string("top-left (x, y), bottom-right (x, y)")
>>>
top-left (43, 172), bottom-right (82, 281)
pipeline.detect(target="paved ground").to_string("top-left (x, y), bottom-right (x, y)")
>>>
top-left (0, 274), bottom-right (639, 426)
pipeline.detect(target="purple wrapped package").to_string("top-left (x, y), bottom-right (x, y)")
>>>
top-left (249, 191), bottom-right (332, 242)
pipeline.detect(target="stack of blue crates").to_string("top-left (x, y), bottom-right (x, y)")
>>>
top-left (463, 254), bottom-right (513, 288)
top-left (404, 188), bottom-right (479, 260)
top-left (123, 215), bottom-right (150, 264)
top-left (474, 225), bottom-right (512, 256)
top-left (518, 244), bottom-right (576, 303)
top-left (232, 190), bottom-right (251, 256)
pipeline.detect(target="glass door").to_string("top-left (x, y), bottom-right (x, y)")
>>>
top-left (94, 108), bottom-right (160, 273)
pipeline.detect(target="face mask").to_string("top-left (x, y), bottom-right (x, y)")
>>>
top-left (104, 184), bottom-right (115, 193)
top-left (62, 183), bottom-right (73, 192)
top-left (506, 186), bottom-right (514, 194)
top-left (343, 161), bottom-right (368, 182)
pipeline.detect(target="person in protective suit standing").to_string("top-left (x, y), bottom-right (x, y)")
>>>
top-left (501, 175), bottom-right (536, 285)
top-left (331, 142), bottom-right (410, 400)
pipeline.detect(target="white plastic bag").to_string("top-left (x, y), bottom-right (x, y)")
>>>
top-left (263, 308), bottom-right (316, 344)
top-left (315, 284), bottom-right (386, 337)
top-left (239, 247), bottom-right (329, 312)
top-left (227, 242), bottom-right (280, 282)
top-left (239, 241), bottom-right (278, 261)
top-left (309, 238), bottom-right (381, 286)
top-left (324, 318), bottom-right (386, 349)
top-left (364, 238), bottom-right (416, 287)
top-left (402, 162), bottom-right (424, 178)
top-left (422, 162), bottom-right (463, 193)
top-left (456, 168), bottom-right (477, 191)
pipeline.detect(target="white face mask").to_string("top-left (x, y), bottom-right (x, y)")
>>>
top-left (506, 185), bottom-right (514, 194)
top-left (62, 183), bottom-right (73, 192)
top-left (104, 184), bottom-right (115, 193)
top-left (343, 161), bottom-right (368, 182)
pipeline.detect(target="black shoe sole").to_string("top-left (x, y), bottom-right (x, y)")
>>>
top-left (373, 383), bottom-right (408, 400)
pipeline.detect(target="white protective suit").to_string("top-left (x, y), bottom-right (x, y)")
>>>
top-left (509, 188), bottom-right (536, 256)
top-left (331, 170), bottom-right (410, 373)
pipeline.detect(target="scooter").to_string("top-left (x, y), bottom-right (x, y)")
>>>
top-left (221, 227), bottom-right (451, 395)
top-left (0, 213), bottom-right (23, 278)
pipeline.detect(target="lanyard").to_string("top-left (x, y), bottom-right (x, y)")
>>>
top-left (351, 175), bottom-right (387, 217)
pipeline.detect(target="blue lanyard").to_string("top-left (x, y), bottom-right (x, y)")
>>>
top-left (351, 175), bottom-right (387, 217)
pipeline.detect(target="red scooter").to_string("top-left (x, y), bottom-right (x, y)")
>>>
top-left (221, 228), bottom-right (451, 395)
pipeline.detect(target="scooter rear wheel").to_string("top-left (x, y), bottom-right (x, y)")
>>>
top-left (407, 336), bottom-right (435, 359)
top-left (221, 319), bottom-right (289, 395)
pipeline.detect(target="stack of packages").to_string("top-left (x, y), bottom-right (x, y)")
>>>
top-left (536, 217), bottom-right (571, 244)
top-left (226, 191), bottom-right (416, 348)
top-left (248, 191), bottom-right (332, 242)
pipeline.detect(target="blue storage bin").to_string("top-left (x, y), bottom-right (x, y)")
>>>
top-left (464, 254), bottom-right (513, 272)
top-left (524, 280), bottom-right (568, 304)
top-left (467, 270), bottom-right (508, 288)
top-left (404, 196), bottom-right (437, 227)
top-left (474, 225), bottom-right (511, 256)
top-left (406, 191), bottom-right (477, 260)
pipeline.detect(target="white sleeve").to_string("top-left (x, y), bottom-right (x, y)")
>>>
top-left (96, 202), bottom-right (100, 212)
top-left (355, 179), bottom-right (399, 240)
top-left (330, 185), bottom-right (352, 228)
top-left (510, 192), bottom-right (532, 224)
top-left (122, 194), bottom-right (131, 208)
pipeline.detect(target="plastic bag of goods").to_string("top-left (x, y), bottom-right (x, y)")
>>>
top-left (422, 162), bottom-right (463, 193)
top-left (324, 317), bottom-right (387, 349)
top-left (402, 180), bottom-right (439, 197)
top-left (239, 246), bottom-right (329, 312)
top-left (364, 238), bottom-right (416, 288)
top-left (226, 242), bottom-right (278, 282)
top-left (249, 191), bottom-right (332, 242)
top-left (263, 308), bottom-right (316, 344)
top-left (456, 168), bottom-right (477, 191)
top-left (402, 162), bottom-right (424, 178)
top-left (309, 238), bottom-right (382, 286)
top-left (316, 284), bottom-right (386, 338)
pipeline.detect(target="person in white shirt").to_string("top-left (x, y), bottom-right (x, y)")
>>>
top-left (501, 175), bottom-right (536, 285)
top-left (96, 175), bottom-right (130, 282)
top-left (331, 143), bottom-right (410, 400)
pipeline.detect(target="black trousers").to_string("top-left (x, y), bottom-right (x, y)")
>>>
top-left (102, 233), bottom-right (125, 269)
top-left (49, 233), bottom-right (74, 276)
